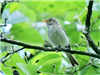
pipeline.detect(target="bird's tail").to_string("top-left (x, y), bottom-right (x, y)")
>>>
top-left (66, 53), bottom-right (79, 67)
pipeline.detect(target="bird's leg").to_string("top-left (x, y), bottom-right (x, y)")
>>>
top-left (58, 45), bottom-right (61, 48)
top-left (65, 45), bottom-right (71, 50)
top-left (54, 45), bottom-right (61, 52)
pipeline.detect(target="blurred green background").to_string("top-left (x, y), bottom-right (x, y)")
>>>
top-left (0, 0), bottom-right (100, 75)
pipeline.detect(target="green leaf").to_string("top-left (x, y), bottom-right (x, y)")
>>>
top-left (77, 58), bottom-right (100, 75)
top-left (74, 47), bottom-right (90, 68)
top-left (29, 52), bottom-right (62, 74)
top-left (1, 63), bottom-right (26, 75)
top-left (92, 59), bottom-right (100, 68)
top-left (79, 65), bottom-right (91, 75)
top-left (29, 52), bottom-right (51, 64)
top-left (5, 53), bottom-right (26, 66)
top-left (34, 53), bottom-right (62, 74)
top-left (10, 2), bottom-right (21, 14)
top-left (16, 63), bottom-right (41, 75)
top-left (36, 53), bottom-right (61, 65)
top-left (0, 52), bottom-right (7, 57)
top-left (1, 53), bottom-right (26, 75)
top-left (40, 58), bottom-right (62, 74)
top-left (6, 22), bottom-right (44, 44)
top-left (80, 65), bottom-right (100, 75)
top-left (18, 3), bottom-right (36, 22)
top-left (90, 31), bottom-right (100, 45)
top-left (2, 2), bottom-right (36, 23)
top-left (87, 47), bottom-right (95, 54)
top-left (0, 43), bottom-right (6, 53)
top-left (2, 9), bottom-right (29, 24)
top-left (1, 63), bottom-right (12, 75)
top-left (63, 23), bottom-right (82, 44)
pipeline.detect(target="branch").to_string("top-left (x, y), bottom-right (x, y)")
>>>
top-left (0, 0), bottom-right (19, 19)
top-left (85, 1), bottom-right (93, 31)
top-left (0, 18), bottom-right (8, 27)
top-left (84, 33), bottom-right (100, 54)
top-left (0, 1), bottom-right (7, 17)
top-left (1, 38), bottom-right (100, 59)
top-left (0, 25), bottom-right (7, 27)
top-left (0, 46), bottom-right (22, 75)
top-left (84, 0), bottom-right (100, 54)
top-left (0, 47), bottom-right (24, 63)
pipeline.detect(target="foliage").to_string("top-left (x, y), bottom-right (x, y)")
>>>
top-left (0, 0), bottom-right (100, 75)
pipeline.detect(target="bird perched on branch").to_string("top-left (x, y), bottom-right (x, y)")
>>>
top-left (43, 18), bottom-right (79, 66)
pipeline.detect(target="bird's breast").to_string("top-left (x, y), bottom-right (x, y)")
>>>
top-left (47, 26), bottom-right (69, 47)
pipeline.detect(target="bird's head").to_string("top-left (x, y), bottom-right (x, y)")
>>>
top-left (42, 18), bottom-right (60, 26)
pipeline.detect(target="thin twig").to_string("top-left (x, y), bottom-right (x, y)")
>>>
top-left (0, 47), bottom-right (24, 73)
top-left (2, 62), bottom-right (13, 70)
top-left (0, 47), bottom-right (24, 63)
top-left (71, 58), bottom-right (95, 75)
top-left (71, 63), bottom-right (90, 75)
top-left (0, 25), bottom-right (7, 27)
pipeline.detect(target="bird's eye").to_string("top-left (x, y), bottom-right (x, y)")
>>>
top-left (49, 19), bottom-right (52, 21)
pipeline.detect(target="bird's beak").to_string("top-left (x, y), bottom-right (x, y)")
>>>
top-left (42, 19), bottom-right (47, 22)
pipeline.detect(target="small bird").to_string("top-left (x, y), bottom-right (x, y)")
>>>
top-left (43, 18), bottom-right (79, 66)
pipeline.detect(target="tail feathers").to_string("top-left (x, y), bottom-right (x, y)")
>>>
top-left (66, 53), bottom-right (79, 67)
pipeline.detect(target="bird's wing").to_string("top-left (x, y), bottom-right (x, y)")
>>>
top-left (60, 25), bottom-right (68, 35)
top-left (60, 25), bottom-right (71, 49)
